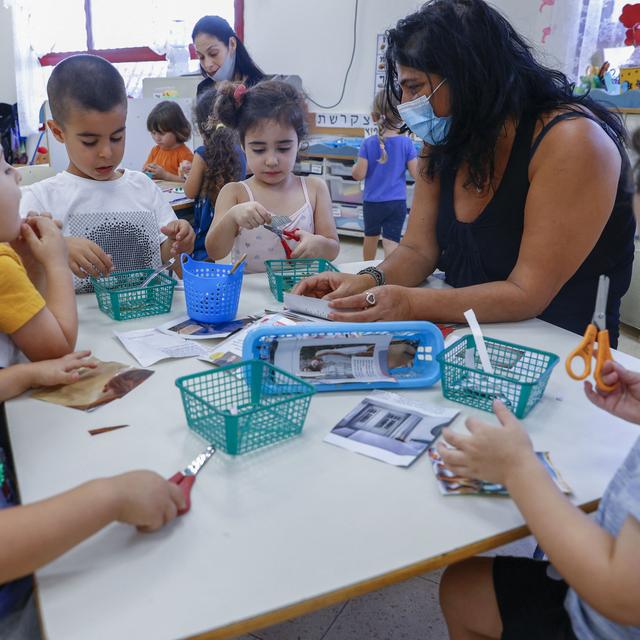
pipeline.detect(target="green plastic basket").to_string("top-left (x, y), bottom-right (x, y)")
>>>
top-left (175, 360), bottom-right (316, 455)
top-left (265, 258), bottom-right (339, 302)
top-left (90, 269), bottom-right (176, 321)
top-left (437, 335), bottom-right (559, 418)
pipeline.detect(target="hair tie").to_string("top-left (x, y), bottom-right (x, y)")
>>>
top-left (233, 84), bottom-right (247, 106)
top-left (216, 122), bottom-right (225, 130)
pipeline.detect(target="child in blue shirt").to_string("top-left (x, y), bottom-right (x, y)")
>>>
top-left (438, 360), bottom-right (640, 640)
top-left (352, 90), bottom-right (418, 260)
top-left (182, 87), bottom-right (246, 261)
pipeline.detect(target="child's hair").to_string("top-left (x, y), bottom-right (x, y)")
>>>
top-left (372, 89), bottom-right (402, 165)
top-left (146, 101), bottom-right (191, 143)
top-left (194, 88), bottom-right (243, 201)
top-left (47, 54), bottom-right (126, 126)
top-left (215, 80), bottom-right (309, 145)
top-left (192, 16), bottom-right (264, 87)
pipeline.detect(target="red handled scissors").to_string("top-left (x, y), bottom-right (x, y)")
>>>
top-left (264, 224), bottom-right (300, 259)
top-left (565, 274), bottom-right (617, 393)
top-left (169, 445), bottom-right (215, 515)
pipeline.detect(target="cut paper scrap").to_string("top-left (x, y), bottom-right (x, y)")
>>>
top-left (32, 361), bottom-right (153, 412)
top-left (89, 424), bottom-right (130, 436)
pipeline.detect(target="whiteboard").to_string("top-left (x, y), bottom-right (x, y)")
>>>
top-left (46, 98), bottom-right (202, 173)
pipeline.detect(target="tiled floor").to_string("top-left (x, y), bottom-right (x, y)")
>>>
top-left (232, 237), bottom-right (640, 640)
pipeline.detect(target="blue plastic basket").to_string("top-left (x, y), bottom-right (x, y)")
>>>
top-left (243, 321), bottom-right (444, 392)
top-left (182, 254), bottom-right (245, 323)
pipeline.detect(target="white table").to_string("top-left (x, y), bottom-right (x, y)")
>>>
top-left (5, 264), bottom-right (640, 640)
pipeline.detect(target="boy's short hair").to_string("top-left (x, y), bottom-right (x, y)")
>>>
top-left (146, 101), bottom-right (191, 143)
top-left (47, 54), bottom-right (127, 126)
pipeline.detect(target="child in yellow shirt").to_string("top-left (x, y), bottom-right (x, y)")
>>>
top-left (143, 100), bottom-right (194, 182)
top-left (0, 147), bottom-right (184, 633)
top-left (0, 149), bottom-right (76, 366)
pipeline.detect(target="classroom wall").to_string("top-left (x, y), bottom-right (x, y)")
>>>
top-left (243, 0), bottom-right (580, 116)
top-left (0, 5), bottom-right (17, 104)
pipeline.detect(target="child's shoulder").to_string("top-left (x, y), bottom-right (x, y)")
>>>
top-left (302, 175), bottom-right (328, 194)
top-left (218, 180), bottom-right (249, 203)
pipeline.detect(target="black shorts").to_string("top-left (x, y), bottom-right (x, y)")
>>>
top-left (493, 556), bottom-right (578, 640)
top-left (363, 200), bottom-right (407, 242)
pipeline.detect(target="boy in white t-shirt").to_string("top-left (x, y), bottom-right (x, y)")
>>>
top-left (19, 54), bottom-right (195, 279)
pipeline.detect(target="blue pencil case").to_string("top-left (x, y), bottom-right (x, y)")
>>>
top-left (242, 321), bottom-right (444, 392)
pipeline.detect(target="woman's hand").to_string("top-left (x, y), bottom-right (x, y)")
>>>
top-left (328, 285), bottom-right (415, 322)
top-left (437, 400), bottom-right (536, 486)
top-left (231, 202), bottom-right (271, 230)
top-left (584, 360), bottom-right (640, 425)
top-left (293, 272), bottom-right (373, 300)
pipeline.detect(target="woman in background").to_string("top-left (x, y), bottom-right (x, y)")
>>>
top-left (191, 15), bottom-right (264, 96)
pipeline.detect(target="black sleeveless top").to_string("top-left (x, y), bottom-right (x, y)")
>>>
top-left (436, 112), bottom-right (636, 347)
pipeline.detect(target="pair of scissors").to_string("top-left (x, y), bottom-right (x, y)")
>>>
top-left (264, 224), bottom-right (300, 259)
top-left (565, 274), bottom-right (617, 393)
top-left (169, 445), bottom-right (215, 515)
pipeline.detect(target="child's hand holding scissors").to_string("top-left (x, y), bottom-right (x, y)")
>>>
top-left (290, 230), bottom-right (325, 259)
top-left (230, 202), bottom-right (271, 230)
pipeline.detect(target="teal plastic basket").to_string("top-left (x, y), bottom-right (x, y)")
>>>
top-left (437, 335), bottom-right (559, 418)
top-left (90, 269), bottom-right (176, 321)
top-left (175, 360), bottom-right (316, 455)
top-left (265, 258), bottom-right (339, 302)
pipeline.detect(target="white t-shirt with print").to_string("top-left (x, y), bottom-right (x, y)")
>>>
top-left (19, 169), bottom-right (176, 243)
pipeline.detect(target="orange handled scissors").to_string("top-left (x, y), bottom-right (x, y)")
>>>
top-left (169, 445), bottom-right (215, 515)
top-left (565, 274), bottom-right (617, 393)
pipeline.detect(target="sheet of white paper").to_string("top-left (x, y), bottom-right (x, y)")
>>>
top-left (324, 391), bottom-right (459, 466)
top-left (283, 293), bottom-right (333, 320)
top-left (463, 309), bottom-right (494, 374)
top-left (114, 328), bottom-right (211, 367)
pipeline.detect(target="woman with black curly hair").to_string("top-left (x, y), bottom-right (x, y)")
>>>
top-left (296, 0), bottom-right (636, 348)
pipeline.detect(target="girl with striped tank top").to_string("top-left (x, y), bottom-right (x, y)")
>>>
top-left (206, 80), bottom-right (339, 273)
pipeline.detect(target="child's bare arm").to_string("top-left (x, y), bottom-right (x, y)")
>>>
top-left (10, 218), bottom-right (77, 359)
top-left (439, 402), bottom-right (640, 626)
top-left (0, 351), bottom-right (95, 401)
top-left (291, 178), bottom-right (339, 260)
top-left (206, 183), bottom-right (270, 260)
top-left (0, 471), bottom-right (185, 584)
top-left (183, 153), bottom-right (206, 199)
top-left (407, 158), bottom-right (418, 181)
top-left (352, 157), bottom-right (368, 181)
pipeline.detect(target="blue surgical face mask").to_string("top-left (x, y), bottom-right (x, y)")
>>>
top-left (207, 46), bottom-right (236, 82)
top-left (397, 79), bottom-right (451, 145)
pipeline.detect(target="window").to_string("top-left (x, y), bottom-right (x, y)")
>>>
top-left (36, 0), bottom-right (241, 66)
top-left (574, 0), bottom-right (632, 79)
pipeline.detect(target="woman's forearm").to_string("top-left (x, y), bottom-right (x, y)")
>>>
top-left (407, 279), bottom-right (544, 324)
top-left (378, 242), bottom-right (437, 288)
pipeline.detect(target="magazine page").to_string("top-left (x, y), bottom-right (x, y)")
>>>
top-left (114, 328), bottom-right (214, 367)
top-left (428, 448), bottom-right (572, 496)
top-left (157, 315), bottom-right (257, 340)
top-left (198, 313), bottom-right (297, 367)
top-left (324, 391), bottom-right (459, 466)
top-left (274, 334), bottom-right (393, 384)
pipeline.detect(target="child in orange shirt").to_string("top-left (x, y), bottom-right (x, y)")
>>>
top-left (143, 101), bottom-right (193, 182)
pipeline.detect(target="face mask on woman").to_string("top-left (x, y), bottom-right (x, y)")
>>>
top-left (397, 78), bottom-right (451, 145)
top-left (208, 46), bottom-right (236, 82)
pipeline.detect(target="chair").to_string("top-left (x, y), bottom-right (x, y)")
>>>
top-left (15, 164), bottom-right (56, 186)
